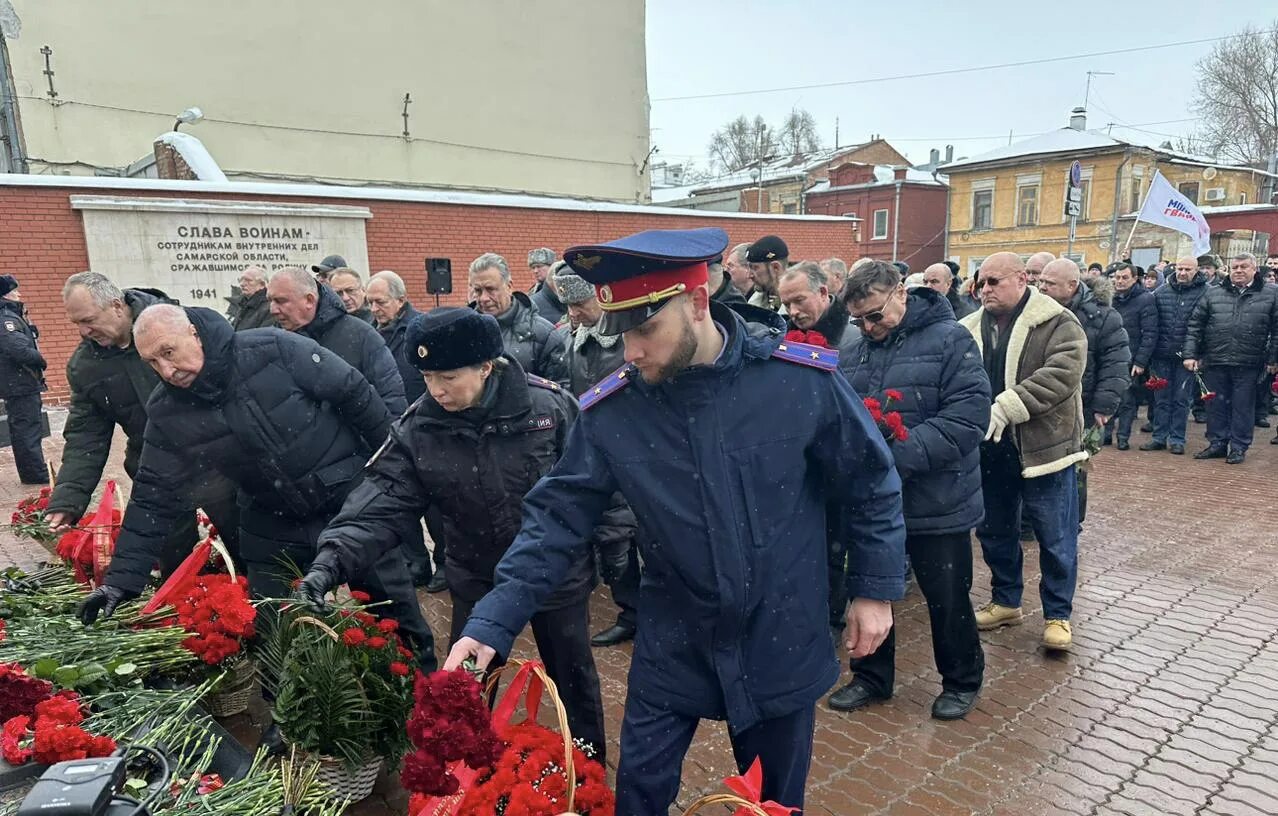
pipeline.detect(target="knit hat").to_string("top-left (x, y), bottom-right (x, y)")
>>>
top-left (405, 308), bottom-right (504, 371)
top-left (745, 235), bottom-right (788, 264)
top-left (550, 260), bottom-right (595, 305)
top-left (0, 275), bottom-right (17, 298)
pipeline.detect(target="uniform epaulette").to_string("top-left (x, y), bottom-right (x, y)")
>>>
top-left (525, 374), bottom-right (564, 393)
top-left (771, 340), bottom-right (838, 371)
top-left (579, 364), bottom-right (634, 410)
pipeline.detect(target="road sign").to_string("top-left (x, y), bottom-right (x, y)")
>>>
top-left (1069, 160), bottom-right (1082, 188)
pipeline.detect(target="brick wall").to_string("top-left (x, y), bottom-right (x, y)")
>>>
top-left (0, 182), bottom-right (856, 403)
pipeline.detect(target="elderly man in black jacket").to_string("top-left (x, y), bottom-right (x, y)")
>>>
top-left (229, 266), bottom-right (274, 331)
top-left (75, 304), bottom-right (435, 667)
top-left (49, 273), bottom-right (240, 571)
top-left (526, 247), bottom-right (566, 325)
top-left (1185, 253), bottom-right (1278, 464)
top-left (469, 252), bottom-right (568, 384)
top-left (1038, 259), bottom-right (1129, 522)
top-left (1110, 262), bottom-right (1159, 449)
top-left (267, 266), bottom-right (406, 416)
top-left (832, 261), bottom-right (989, 721)
top-left (551, 262), bottom-right (642, 647)
top-left (779, 262), bottom-right (853, 347)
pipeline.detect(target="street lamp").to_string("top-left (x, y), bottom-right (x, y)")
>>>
top-left (173, 107), bottom-right (203, 131)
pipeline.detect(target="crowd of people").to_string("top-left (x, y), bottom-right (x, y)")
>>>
top-left (0, 228), bottom-right (1273, 813)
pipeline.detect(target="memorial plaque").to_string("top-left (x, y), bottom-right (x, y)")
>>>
top-left (71, 196), bottom-right (372, 309)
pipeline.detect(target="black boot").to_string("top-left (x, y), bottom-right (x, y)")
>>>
top-left (425, 566), bottom-right (447, 594)
top-left (827, 680), bottom-right (889, 712)
top-left (590, 622), bottom-right (636, 647)
top-left (931, 689), bottom-right (979, 721)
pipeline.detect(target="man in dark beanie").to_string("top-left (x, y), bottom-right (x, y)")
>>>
top-left (0, 274), bottom-right (48, 484)
top-left (304, 307), bottom-right (614, 759)
top-left (745, 235), bottom-right (789, 312)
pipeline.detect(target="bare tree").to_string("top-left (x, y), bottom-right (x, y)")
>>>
top-left (778, 108), bottom-right (822, 158)
top-left (1189, 22), bottom-right (1278, 165)
top-left (708, 115), bottom-right (775, 172)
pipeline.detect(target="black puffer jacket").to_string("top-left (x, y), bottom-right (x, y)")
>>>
top-left (1184, 274), bottom-right (1278, 368)
top-left (375, 302), bottom-right (426, 406)
top-left (1152, 271), bottom-right (1209, 361)
top-left (299, 284), bottom-right (406, 416)
top-left (230, 289), bottom-right (274, 331)
top-left (474, 292), bottom-right (569, 386)
top-left (0, 300), bottom-right (45, 397)
top-left (105, 308), bottom-right (391, 593)
top-left (320, 357), bottom-right (634, 609)
top-left (1067, 278), bottom-right (1131, 419)
top-left (1112, 282), bottom-right (1158, 369)
top-left (529, 281), bottom-right (566, 326)
top-left (838, 288), bottom-right (989, 534)
top-left (48, 289), bottom-right (167, 519)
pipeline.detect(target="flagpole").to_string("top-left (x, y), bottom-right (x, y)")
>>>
top-left (1119, 170), bottom-right (1160, 261)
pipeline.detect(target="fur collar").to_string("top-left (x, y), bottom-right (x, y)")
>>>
top-left (574, 322), bottom-right (620, 352)
top-left (961, 287), bottom-right (1070, 409)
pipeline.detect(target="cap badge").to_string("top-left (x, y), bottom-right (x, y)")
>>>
top-left (417, 345), bottom-right (429, 358)
top-left (598, 285), bottom-right (614, 304)
top-left (575, 254), bottom-right (603, 271)
top-left (766, 252), bottom-right (776, 260)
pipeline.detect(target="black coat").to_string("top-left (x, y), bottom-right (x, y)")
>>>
top-left (838, 288), bottom-right (990, 535)
top-left (711, 275), bottom-right (748, 305)
top-left (1112, 282), bottom-right (1159, 369)
top-left (0, 300), bottom-right (45, 397)
top-left (948, 289), bottom-right (976, 320)
top-left (231, 289), bottom-right (275, 331)
top-left (1152, 272), bottom-right (1209, 363)
top-left (558, 323), bottom-right (626, 397)
top-left (1067, 280), bottom-right (1131, 419)
top-left (105, 308), bottom-right (392, 594)
top-left (790, 300), bottom-right (853, 348)
top-left (529, 282), bottom-right (566, 326)
top-left (48, 289), bottom-right (166, 519)
top-left (320, 357), bottom-right (634, 609)
top-left (375, 302), bottom-right (426, 406)
top-left (299, 285), bottom-right (407, 416)
top-left (475, 292), bottom-right (569, 386)
top-left (1184, 274), bottom-right (1278, 369)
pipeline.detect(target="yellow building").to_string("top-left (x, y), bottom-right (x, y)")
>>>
top-left (943, 108), bottom-right (1276, 276)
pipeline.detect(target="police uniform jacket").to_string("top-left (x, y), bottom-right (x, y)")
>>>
top-left (299, 284), bottom-right (407, 415)
top-left (838, 288), bottom-right (990, 536)
top-left (0, 300), bottom-right (45, 398)
top-left (48, 289), bottom-right (167, 520)
top-left (375, 302), bottom-right (426, 406)
top-left (105, 308), bottom-right (391, 594)
top-left (319, 356), bottom-right (635, 609)
top-left (461, 302), bottom-right (907, 732)
top-left (474, 292), bottom-right (569, 386)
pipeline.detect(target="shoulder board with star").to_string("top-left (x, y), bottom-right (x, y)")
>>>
top-left (771, 340), bottom-right (838, 371)
top-left (525, 374), bottom-right (563, 393)
top-left (579, 364), bottom-right (634, 411)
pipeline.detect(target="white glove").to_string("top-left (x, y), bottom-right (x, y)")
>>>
top-left (985, 403), bottom-right (1010, 443)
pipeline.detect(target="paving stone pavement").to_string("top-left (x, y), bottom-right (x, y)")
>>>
top-left (2, 409), bottom-right (1277, 815)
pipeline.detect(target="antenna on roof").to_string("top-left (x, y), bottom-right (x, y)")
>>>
top-left (1084, 71), bottom-right (1115, 111)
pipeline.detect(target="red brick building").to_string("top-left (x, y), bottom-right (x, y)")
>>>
top-left (0, 176), bottom-right (858, 402)
top-left (803, 163), bottom-right (948, 269)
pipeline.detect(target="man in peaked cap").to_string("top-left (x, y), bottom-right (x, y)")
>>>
top-left (429, 226), bottom-right (907, 811)
top-left (745, 234), bottom-right (789, 312)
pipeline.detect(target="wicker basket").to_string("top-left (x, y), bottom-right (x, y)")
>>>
top-left (202, 657), bottom-right (256, 717)
top-left (681, 793), bottom-right (769, 815)
top-left (311, 753), bottom-right (383, 803)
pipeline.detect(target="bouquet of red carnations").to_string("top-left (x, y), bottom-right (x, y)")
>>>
top-left (0, 664), bottom-right (115, 766)
top-left (863, 389), bottom-right (909, 442)
top-left (783, 329), bottom-right (830, 348)
top-left (11, 487), bottom-right (54, 545)
top-left (173, 573), bottom-right (257, 666)
top-left (1144, 374), bottom-right (1169, 391)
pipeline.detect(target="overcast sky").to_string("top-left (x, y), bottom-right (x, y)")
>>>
top-left (646, 1), bottom-right (1276, 172)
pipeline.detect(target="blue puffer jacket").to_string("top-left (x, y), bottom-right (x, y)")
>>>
top-left (1152, 271), bottom-right (1209, 362)
top-left (838, 288), bottom-right (991, 535)
top-left (1112, 282), bottom-right (1159, 369)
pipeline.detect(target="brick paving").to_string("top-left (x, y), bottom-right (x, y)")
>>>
top-left (3, 409), bottom-right (1278, 815)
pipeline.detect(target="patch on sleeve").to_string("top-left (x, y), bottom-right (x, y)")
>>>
top-left (3, 321), bottom-right (14, 332)
top-left (771, 340), bottom-right (838, 371)
top-left (365, 434), bottom-right (394, 468)
top-left (579, 364), bottom-right (634, 410)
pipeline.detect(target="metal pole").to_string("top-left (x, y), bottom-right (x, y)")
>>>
top-left (1067, 214), bottom-right (1078, 258)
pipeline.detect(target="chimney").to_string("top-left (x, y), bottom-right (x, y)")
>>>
top-left (929, 148), bottom-right (940, 165)
top-left (944, 145), bottom-right (954, 163)
top-left (1069, 107), bottom-right (1087, 131)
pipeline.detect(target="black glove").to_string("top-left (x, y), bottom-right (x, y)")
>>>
top-left (77, 585), bottom-right (136, 625)
top-left (598, 547), bottom-right (632, 584)
top-left (297, 549), bottom-right (344, 613)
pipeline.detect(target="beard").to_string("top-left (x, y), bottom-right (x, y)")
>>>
top-left (639, 312), bottom-right (699, 384)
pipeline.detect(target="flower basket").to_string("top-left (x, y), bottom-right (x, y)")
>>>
top-left (680, 758), bottom-right (796, 816)
top-left (682, 794), bottom-right (770, 815)
top-left (202, 658), bottom-right (255, 718)
top-left (308, 750), bottom-right (383, 803)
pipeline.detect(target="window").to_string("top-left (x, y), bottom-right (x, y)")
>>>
top-left (782, 202), bottom-right (797, 214)
top-left (1016, 184), bottom-right (1039, 226)
top-left (972, 190), bottom-right (993, 230)
top-left (1128, 172), bottom-right (1144, 213)
top-left (1178, 181), bottom-right (1200, 204)
top-left (872, 209), bottom-right (889, 240)
top-left (1076, 179), bottom-right (1091, 221)
top-left (1240, 192), bottom-right (1248, 205)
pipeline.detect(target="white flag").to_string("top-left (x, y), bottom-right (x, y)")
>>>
top-left (1137, 170), bottom-right (1212, 256)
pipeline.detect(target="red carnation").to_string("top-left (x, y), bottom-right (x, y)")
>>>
top-left (367, 636), bottom-right (389, 650)
top-left (390, 662), bottom-right (410, 677)
top-left (342, 627), bottom-right (367, 646)
top-left (862, 397), bottom-right (881, 413)
top-left (377, 619), bottom-right (399, 634)
top-left (349, 589), bottom-right (372, 603)
top-left (884, 389), bottom-right (904, 403)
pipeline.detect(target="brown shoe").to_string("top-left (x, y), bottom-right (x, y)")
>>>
top-left (975, 603), bottom-right (1023, 631)
top-left (1043, 619), bottom-right (1072, 651)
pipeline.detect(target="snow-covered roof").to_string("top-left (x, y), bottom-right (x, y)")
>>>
top-left (0, 173), bottom-right (853, 221)
top-left (679, 141), bottom-right (890, 196)
top-left (154, 132), bottom-right (227, 182)
top-left (808, 165), bottom-right (947, 196)
top-left (1199, 203), bottom-right (1278, 215)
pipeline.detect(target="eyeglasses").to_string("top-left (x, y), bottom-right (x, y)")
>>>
top-left (849, 288), bottom-right (898, 326)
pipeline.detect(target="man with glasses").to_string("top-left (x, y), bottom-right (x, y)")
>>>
top-left (959, 253), bottom-right (1087, 652)
top-left (327, 267), bottom-right (374, 324)
top-left (229, 265), bottom-right (274, 331)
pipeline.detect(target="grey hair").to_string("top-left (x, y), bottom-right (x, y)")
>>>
top-left (327, 267), bottom-right (363, 285)
top-left (842, 260), bottom-right (901, 305)
top-left (240, 265), bottom-right (268, 284)
top-left (62, 271), bottom-right (124, 307)
top-left (369, 270), bottom-right (407, 300)
top-left (729, 243), bottom-right (750, 264)
top-left (133, 303), bottom-right (190, 343)
top-left (469, 252), bottom-right (511, 282)
top-left (270, 266), bottom-right (319, 296)
top-left (820, 258), bottom-right (847, 277)
top-left (1232, 252), bottom-right (1257, 264)
top-left (780, 261), bottom-right (828, 292)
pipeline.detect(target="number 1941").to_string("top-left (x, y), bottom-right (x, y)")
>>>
top-left (189, 288), bottom-right (217, 300)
